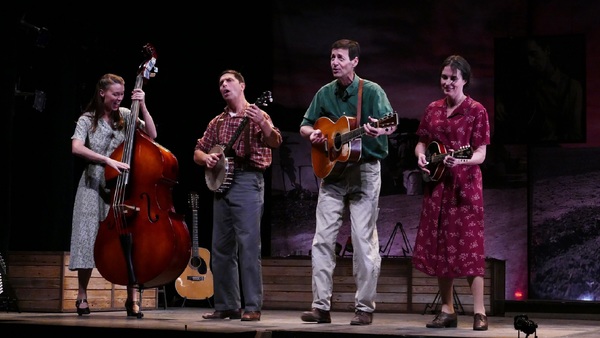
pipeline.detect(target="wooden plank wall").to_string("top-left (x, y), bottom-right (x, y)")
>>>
top-left (7, 252), bottom-right (504, 315)
top-left (8, 251), bottom-right (157, 312)
top-left (262, 257), bottom-right (505, 315)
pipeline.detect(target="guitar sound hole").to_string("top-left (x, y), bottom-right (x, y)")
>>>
top-left (333, 134), bottom-right (342, 150)
top-left (190, 256), bottom-right (208, 274)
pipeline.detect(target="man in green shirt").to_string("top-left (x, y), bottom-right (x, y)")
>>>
top-left (299, 39), bottom-right (397, 325)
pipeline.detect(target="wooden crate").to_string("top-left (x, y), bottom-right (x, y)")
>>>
top-left (262, 257), bottom-right (505, 315)
top-left (7, 251), bottom-right (157, 313)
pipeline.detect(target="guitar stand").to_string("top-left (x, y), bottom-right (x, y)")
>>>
top-left (180, 296), bottom-right (213, 308)
top-left (422, 286), bottom-right (465, 315)
top-left (380, 222), bottom-right (413, 257)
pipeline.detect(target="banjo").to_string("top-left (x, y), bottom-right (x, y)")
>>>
top-left (205, 91), bottom-right (273, 193)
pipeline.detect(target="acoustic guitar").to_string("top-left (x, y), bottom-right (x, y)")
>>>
top-left (204, 91), bottom-right (273, 193)
top-left (175, 192), bottom-right (214, 300)
top-left (422, 141), bottom-right (473, 182)
top-left (311, 112), bottom-right (398, 179)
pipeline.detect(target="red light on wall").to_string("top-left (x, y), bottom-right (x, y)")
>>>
top-left (514, 290), bottom-right (524, 300)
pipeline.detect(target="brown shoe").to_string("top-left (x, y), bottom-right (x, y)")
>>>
top-left (473, 313), bottom-right (488, 331)
top-left (202, 309), bottom-right (242, 319)
top-left (301, 307), bottom-right (331, 323)
top-left (241, 311), bottom-right (261, 321)
top-left (350, 310), bottom-right (373, 325)
top-left (426, 312), bottom-right (458, 328)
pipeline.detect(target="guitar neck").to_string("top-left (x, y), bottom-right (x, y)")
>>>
top-left (339, 116), bottom-right (394, 144)
top-left (340, 125), bottom-right (366, 144)
top-left (191, 209), bottom-right (199, 252)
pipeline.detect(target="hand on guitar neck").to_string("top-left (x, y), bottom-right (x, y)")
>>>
top-left (421, 141), bottom-right (473, 182)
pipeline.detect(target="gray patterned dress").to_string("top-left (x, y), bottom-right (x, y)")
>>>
top-left (68, 108), bottom-right (133, 270)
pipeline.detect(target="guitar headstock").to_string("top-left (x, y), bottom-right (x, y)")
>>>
top-left (255, 91), bottom-right (273, 107)
top-left (374, 112), bottom-right (399, 128)
top-left (138, 43), bottom-right (158, 81)
top-left (188, 191), bottom-right (199, 211)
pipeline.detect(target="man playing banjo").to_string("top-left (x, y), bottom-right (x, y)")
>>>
top-left (193, 69), bottom-right (282, 322)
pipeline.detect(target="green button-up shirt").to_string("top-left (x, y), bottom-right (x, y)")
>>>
top-left (300, 74), bottom-right (394, 160)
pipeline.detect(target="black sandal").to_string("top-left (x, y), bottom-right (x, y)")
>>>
top-left (75, 299), bottom-right (91, 316)
top-left (125, 299), bottom-right (144, 318)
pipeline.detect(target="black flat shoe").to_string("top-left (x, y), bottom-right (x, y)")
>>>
top-left (473, 313), bottom-right (488, 331)
top-left (125, 299), bottom-right (144, 319)
top-left (426, 312), bottom-right (458, 328)
top-left (75, 299), bottom-right (90, 316)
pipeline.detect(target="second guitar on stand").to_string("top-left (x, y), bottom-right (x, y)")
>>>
top-left (175, 192), bottom-right (214, 303)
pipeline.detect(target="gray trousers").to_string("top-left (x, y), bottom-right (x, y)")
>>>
top-left (211, 169), bottom-right (264, 311)
top-left (310, 160), bottom-right (382, 313)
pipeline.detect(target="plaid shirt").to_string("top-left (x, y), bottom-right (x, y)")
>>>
top-left (195, 110), bottom-right (278, 170)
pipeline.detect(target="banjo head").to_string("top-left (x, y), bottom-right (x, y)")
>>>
top-left (205, 146), bottom-right (234, 192)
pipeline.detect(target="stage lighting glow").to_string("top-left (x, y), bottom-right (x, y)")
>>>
top-left (514, 290), bottom-right (523, 300)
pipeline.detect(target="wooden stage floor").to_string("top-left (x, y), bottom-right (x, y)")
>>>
top-left (1, 307), bottom-right (599, 338)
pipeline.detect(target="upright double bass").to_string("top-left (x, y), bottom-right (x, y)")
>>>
top-left (94, 43), bottom-right (191, 290)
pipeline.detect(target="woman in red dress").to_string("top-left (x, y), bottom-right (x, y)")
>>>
top-left (413, 55), bottom-right (491, 331)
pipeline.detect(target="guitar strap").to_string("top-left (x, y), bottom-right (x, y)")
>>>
top-left (356, 79), bottom-right (363, 124)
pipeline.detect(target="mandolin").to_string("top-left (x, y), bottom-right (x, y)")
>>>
top-left (175, 192), bottom-right (214, 300)
top-left (422, 141), bottom-right (473, 182)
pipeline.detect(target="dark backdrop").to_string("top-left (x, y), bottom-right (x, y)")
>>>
top-left (1, 2), bottom-right (274, 255)
top-left (3, 1), bottom-right (600, 303)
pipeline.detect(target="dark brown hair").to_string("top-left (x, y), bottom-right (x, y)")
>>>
top-left (441, 55), bottom-right (472, 87)
top-left (219, 69), bottom-right (245, 84)
top-left (331, 39), bottom-right (360, 60)
top-left (83, 73), bottom-right (125, 132)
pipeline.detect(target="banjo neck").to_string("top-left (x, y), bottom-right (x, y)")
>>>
top-left (220, 91), bottom-right (272, 157)
top-left (204, 91), bottom-right (273, 193)
top-left (222, 116), bottom-right (249, 157)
